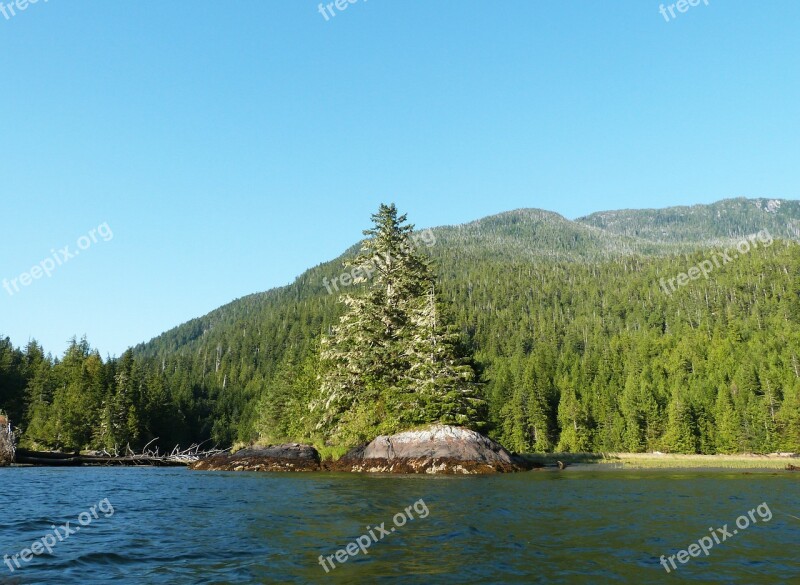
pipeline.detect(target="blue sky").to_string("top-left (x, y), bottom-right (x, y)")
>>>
top-left (1, 0), bottom-right (799, 357)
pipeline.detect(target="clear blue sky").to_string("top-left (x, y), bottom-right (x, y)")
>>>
top-left (1, 1), bottom-right (798, 357)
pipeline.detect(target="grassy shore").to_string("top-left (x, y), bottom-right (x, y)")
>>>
top-left (520, 452), bottom-right (800, 470)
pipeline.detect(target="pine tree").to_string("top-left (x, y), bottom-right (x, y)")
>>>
top-left (556, 386), bottom-right (592, 452)
top-left (500, 381), bottom-right (529, 452)
top-left (100, 349), bottom-right (140, 450)
top-left (620, 371), bottom-right (662, 452)
top-left (405, 285), bottom-right (485, 428)
top-left (714, 385), bottom-right (741, 453)
top-left (315, 204), bottom-right (483, 445)
top-left (621, 374), bottom-right (646, 452)
top-left (778, 382), bottom-right (800, 452)
top-left (521, 356), bottom-right (553, 452)
top-left (662, 392), bottom-right (699, 453)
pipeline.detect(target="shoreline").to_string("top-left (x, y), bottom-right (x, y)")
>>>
top-left (5, 450), bottom-right (799, 472)
top-left (520, 452), bottom-right (800, 470)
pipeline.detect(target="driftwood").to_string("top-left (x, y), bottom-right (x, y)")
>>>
top-left (14, 450), bottom-right (186, 466)
top-left (13, 440), bottom-right (229, 467)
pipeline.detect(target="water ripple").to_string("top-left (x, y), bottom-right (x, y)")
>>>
top-left (0, 468), bottom-right (797, 584)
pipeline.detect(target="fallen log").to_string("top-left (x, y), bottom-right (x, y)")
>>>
top-left (13, 447), bottom-right (213, 467)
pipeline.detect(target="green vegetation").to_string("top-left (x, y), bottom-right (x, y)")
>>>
top-left (314, 204), bottom-right (485, 446)
top-left (1, 198), bottom-right (799, 455)
top-left (578, 197), bottom-right (800, 244)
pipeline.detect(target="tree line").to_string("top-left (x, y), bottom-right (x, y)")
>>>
top-left (1, 206), bottom-right (799, 454)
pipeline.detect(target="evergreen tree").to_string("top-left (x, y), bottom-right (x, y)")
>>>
top-left (405, 285), bottom-right (486, 428)
top-left (714, 385), bottom-right (741, 453)
top-left (556, 386), bottom-right (592, 452)
top-left (778, 382), bottom-right (800, 452)
top-left (315, 204), bottom-right (483, 445)
top-left (100, 349), bottom-right (140, 450)
top-left (662, 393), bottom-right (699, 453)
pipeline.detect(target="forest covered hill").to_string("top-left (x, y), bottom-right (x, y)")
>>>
top-left (134, 197), bottom-right (800, 360)
top-left (576, 197), bottom-right (800, 244)
top-left (2, 197), bottom-right (799, 455)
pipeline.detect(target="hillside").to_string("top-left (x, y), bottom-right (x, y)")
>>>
top-left (121, 197), bottom-right (800, 451)
top-left (577, 197), bottom-right (800, 244)
top-left (3, 198), bottom-right (800, 455)
top-left (136, 198), bottom-right (800, 361)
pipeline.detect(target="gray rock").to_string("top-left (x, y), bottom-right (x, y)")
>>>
top-left (335, 425), bottom-right (524, 474)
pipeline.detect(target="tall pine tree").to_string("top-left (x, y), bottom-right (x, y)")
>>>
top-left (315, 204), bottom-right (484, 445)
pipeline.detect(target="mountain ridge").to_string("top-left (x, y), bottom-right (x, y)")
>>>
top-left (136, 197), bottom-right (800, 356)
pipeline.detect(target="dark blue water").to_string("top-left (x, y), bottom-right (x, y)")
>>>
top-left (0, 467), bottom-right (797, 584)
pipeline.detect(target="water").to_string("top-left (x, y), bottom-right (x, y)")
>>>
top-left (0, 467), bottom-right (797, 584)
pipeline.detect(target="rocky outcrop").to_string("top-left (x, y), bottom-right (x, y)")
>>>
top-left (329, 425), bottom-right (528, 474)
top-left (189, 427), bottom-right (531, 474)
top-left (189, 443), bottom-right (321, 472)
